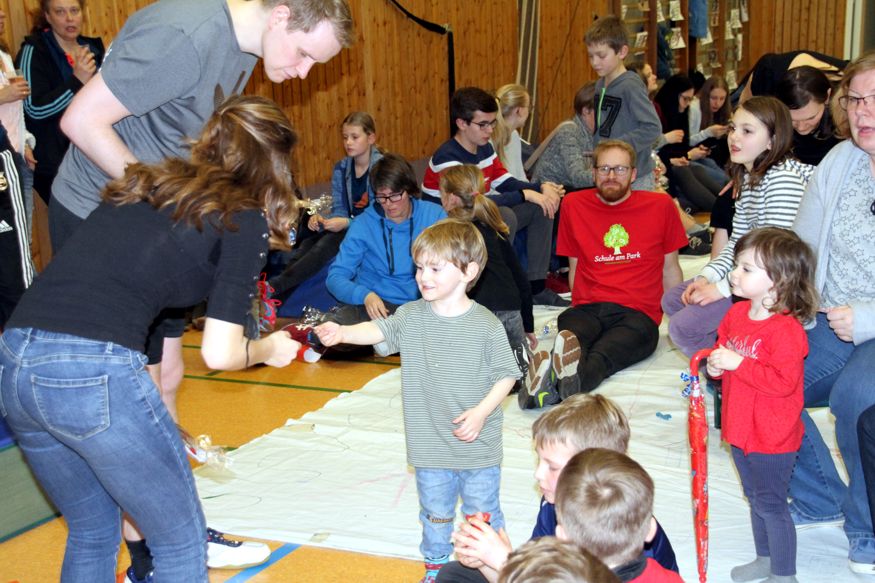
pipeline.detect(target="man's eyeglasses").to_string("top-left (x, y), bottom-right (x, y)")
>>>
top-left (838, 94), bottom-right (875, 111)
top-left (595, 165), bottom-right (631, 177)
top-left (470, 119), bottom-right (498, 130)
top-left (375, 191), bottom-right (405, 204)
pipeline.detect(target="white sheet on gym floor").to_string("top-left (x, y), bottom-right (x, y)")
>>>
top-left (195, 256), bottom-right (864, 581)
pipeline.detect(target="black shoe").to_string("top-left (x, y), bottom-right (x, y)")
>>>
top-left (532, 289), bottom-right (571, 307)
top-left (680, 231), bottom-right (711, 256)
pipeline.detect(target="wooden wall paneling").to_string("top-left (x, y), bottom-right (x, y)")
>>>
top-left (741, 0), bottom-right (845, 81)
top-left (798, 0), bottom-right (810, 50)
top-left (535, 0), bottom-right (607, 143)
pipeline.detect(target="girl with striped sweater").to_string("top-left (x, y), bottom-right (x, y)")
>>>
top-left (661, 96), bottom-right (814, 357)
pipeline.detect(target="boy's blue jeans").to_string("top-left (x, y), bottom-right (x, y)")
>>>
top-left (414, 466), bottom-right (504, 560)
top-left (0, 328), bottom-right (207, 582)
top-left (788, 313), bottom-right (875, 560)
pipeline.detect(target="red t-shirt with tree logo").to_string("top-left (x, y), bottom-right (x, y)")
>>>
top-left (557, 189), bottom-right (688, 324)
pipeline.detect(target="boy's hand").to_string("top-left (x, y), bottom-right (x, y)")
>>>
top-left (314, 322), bottom-right (343, 346)
top-left (526, 332), bottom-right (538, 350)
top-left (523, 190), bottom-right (558, 219)
top-left (453, 407), bottom-right (488, 442)
top-left (452, 520), bottom-right (513, 573)
top-left (709, 345), bottom-right (742, 372)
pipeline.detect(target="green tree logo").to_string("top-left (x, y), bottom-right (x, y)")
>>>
top-left (604, 224), bottom-right (629, 255)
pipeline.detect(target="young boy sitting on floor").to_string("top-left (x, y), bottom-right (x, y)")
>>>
top-left (315, 218), bottom-right (520, 583)
top-left (556, 449), bottom-right (683, 582)
top-left (438, 393), bottom-right (677, 582)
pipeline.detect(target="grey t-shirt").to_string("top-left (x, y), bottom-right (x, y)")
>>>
top-left (375, 300), bottom-right (521, 470)
top-left (53, 0), bottom-right (258, 218)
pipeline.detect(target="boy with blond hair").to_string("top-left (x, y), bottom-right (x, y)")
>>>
top-left (555, 449), bottom-right (682, 582)
top-left (438, 394), bottom-right (676, 582)
top-left (316, 218), bottom-right (520, 583)
top-left (498, 536), bottom-right (620, 583)
top-left (585, 15), bottom-right (661, 190)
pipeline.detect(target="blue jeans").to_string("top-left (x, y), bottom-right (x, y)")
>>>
top-left (788, 313), bottom-right (875, 556)
top-left (0, 328), bottom-right (207, 582)
top-left (414, 466), bottom-right (504, 560)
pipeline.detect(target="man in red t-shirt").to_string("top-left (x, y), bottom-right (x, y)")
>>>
top-left (522, 140), bottom-right (687, 409)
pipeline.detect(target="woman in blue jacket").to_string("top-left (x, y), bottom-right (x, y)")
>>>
top-left (327, 152), bottom-right (446, 325)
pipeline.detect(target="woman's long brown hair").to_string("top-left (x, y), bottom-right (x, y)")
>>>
top-left (103, 95), bottom-right (300, 250)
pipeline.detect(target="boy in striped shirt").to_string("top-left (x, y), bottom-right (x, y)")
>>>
top-left (316, 218), bottom-right (521, 583)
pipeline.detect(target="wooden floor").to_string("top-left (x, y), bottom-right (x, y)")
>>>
top-left (0, 328), bottom-right (424, 583)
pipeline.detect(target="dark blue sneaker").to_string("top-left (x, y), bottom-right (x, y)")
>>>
top-left (124, 566), bottom-right (153, 583)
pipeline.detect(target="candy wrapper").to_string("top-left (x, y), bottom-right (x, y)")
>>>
top-left (297, 192), bottom-right (333, 217)
top-left (178, 424), bottom-right (232, 470)
top-left (282, 305), bottom-right (332, 363)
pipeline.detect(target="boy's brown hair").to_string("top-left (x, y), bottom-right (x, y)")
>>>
top-left (532, 393), bottom-right (630, 454)
top-left (555, 449), bottom-right (654, 568)
top-left (584, 15), bottom-right (629, 54)
top-left (573, 82), bottom-right (597, 116)
top-left (498, 536), bottom-right (620, 583)
top-left (412, 218), bottom-right (487, 290)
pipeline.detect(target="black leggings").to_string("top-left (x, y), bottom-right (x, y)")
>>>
top-left (669, 163), bottom-right (724, 213)
top-left (269, 229), bottom-right (346, 296)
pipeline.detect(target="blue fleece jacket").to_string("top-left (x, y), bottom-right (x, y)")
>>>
top-left (326, 198), bottom-right (446, 306)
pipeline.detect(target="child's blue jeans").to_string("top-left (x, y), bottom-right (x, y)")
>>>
top-left (414, 465), bottom-right (504, 560)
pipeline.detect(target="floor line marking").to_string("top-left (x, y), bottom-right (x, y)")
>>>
top-left (224, 543), bottom-right (299, 582)
top-left (183, 374), bottom-right (351, 393)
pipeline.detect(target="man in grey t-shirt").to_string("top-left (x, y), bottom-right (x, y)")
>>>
top-left (46, 0), bottom-right (353, 579)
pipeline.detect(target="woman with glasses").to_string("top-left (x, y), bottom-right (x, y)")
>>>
top-left (326, 153), bottom-right (446, 331)
top-left (653, 74), bottom-right (727, 213)
top-left (787, 51), bottom-right (875, 575)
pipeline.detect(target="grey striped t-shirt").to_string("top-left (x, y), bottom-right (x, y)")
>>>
top-left (375, 300), bottom-right (521, 469)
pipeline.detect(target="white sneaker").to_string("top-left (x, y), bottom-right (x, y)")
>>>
top-left (206, 528), bottom-right (271, 570)
top-left (849, 559), bottom-right (875, 575)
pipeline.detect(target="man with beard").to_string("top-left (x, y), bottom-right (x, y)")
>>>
top-left (520, 139), bottom-right (687, 409)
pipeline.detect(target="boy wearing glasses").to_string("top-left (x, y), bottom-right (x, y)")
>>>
top-left (521, 140), bottom-right (687, 408)
top-left (422, 86), bottom-right (568, 307)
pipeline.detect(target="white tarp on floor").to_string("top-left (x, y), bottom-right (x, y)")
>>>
top-left (195, 257), bottom-right (865, 581)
